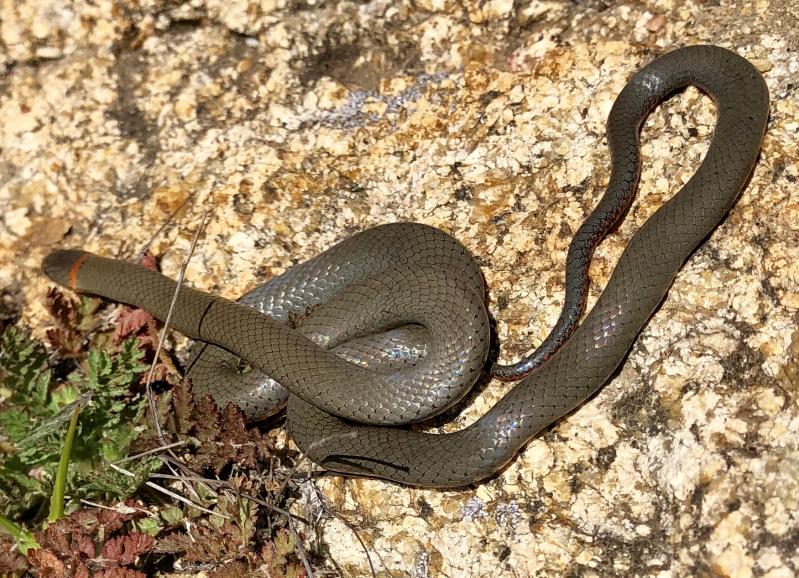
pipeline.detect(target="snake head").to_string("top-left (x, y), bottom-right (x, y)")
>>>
top-left (42, 250), bottom-right (93, 289)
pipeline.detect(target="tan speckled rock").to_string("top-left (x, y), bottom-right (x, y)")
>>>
top-left (2, 0), bottom-right (798, 576)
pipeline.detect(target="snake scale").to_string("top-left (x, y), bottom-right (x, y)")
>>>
top-left (43, 45), bottom-right (769, 487)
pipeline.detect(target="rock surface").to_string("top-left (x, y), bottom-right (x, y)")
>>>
top-left (2, 0), bottom-right (798, 576)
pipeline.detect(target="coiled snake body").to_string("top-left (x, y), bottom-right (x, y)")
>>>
top-left (43, 45), bottom-right (769, 487)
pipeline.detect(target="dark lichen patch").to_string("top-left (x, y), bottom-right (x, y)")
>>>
top-left (733, 390), bottom-right (778, 429)
top-left (563, 524), bottom-right (674, 577)
top-left (719, 334), bottom-right (769, 394)
top-left (592, 445), bottom-right (617, 472)
top-left (779, 328), bottom-right (799, 395)
top-left (0, 160), bottom-right (17, 190)
top-left (523, 498), bottom-right (549, 530)
top-left (610, 381), bottom-right (670, 438)
top-left (496, 294), bottom-right (510, 311)
top-left (679, 380), bottom-right (701, 397)
top-left (567, 461), bottom-right (587, 494)
top-left (0, 285), bottom-right (22, 335)
top-left (233, 190), bottom-right (256, 215)
top-left (300, 27), bottom-right (422, 91)
top-left (108, 46), bottom-right (159, 200)
top-left (478, 89), bottom-right (502, 107)
top-left (759, 275), bottom-right (782, 308)
top-left (454, 185), bottom-right (473, 201)
top-left (689, 480), bottom-right (709, 511)
top-left (416, 497), bottom-right (434, 520)
top-left (766, 528), bottom-right (799, 573)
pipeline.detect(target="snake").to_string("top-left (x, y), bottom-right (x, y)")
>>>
top-left (42, 45), bottom-right (769, 488)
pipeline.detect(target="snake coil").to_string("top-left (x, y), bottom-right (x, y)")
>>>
top-left (43, 45), bottom-right (769, 487)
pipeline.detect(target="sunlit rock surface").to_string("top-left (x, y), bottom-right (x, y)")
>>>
top-left (2, 1), bottom-right (797, 576)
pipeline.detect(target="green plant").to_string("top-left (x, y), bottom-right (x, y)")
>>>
top-left (0, 292), bottom-right (318, 576)
top-left (0, 326), bottom-right (158, 523)
top-left (0, 400), bottom-right (81, 556)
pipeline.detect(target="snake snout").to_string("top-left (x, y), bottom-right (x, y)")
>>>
top-left (42, 250), bottom-right (91, 288)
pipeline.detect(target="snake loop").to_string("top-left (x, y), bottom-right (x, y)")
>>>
top-left (42, 45), bottom-right (769, 487)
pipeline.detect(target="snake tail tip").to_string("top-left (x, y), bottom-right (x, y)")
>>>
top-left (42, 249), bottom-right (91, 289)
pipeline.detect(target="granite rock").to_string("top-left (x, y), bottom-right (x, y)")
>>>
top-left (1, 0), bottom-right (797, 576)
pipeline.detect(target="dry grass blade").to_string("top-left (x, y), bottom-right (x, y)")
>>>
top-left (135, 200), bottom-right (213, 511)
top-left (143, 204), bottom-right (211, 442)
top-left (79, 499), bottom-right (154, 517)
top-left (287, 514), bottom-right (315, 578)
top-left (136, 191), bottom-right (196, 262)
top-left (147, 473), bottom-right (304, 521)
top-left (113, 440), bottom-right (188, 464)
top-left (110, 460), bottom-right (227, 520)
top-left (142, 481), bottom-right (229, 519)
top-left (306, 483), bottom-right (381, 578)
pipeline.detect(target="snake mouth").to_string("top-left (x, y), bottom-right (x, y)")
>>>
top-left (319, 454), bottom-right (410, 477)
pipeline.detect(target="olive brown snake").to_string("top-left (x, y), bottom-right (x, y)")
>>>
top-left (42, 45), bottom-right (769, 487)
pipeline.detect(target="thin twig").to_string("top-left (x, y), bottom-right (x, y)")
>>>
top-left (331, 508), bottom-right (378, 578)
top-left (286, 514), bottom-right (315, 578)
top-left (241, 491), bottom-right (311, 526)
top-left (147, 473), bottom-right (305, 522)
top-left (136, 191), bottom-right (196, 262)
top-left (150, 445), bottom-right (214, 500)
top-left (144, 204), bottom-right (211, 442)
top-left (155, 453), bottom-right (228, 503)
top-left (79, 499), bottom-right (155, 517)
top-left (113, 440), bottom-right (188, 464)
top-left (109, 462), bottom-right (226, 519)
top-left (308, 483), bottom-right (380, 578)
top-left (143, 481), bottom-right (228, 519)
top-left (138, 201), bottom-right (212, 508)
top-left (271, 450), bottom-right (308, 507)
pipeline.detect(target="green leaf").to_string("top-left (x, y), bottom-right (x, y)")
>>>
top-left (0, 327), bottom-right (52, 412)
top-left (17, 528), bottom-right (40, 555)
top-left (71, 456), bottom-right (159, 508)
top-left (0, 514), bottom-right (40, 556)
top-left (2, 330), bottom-right (162, 522)
top-left (160, 505), bottom-right (184, 526)
top-left (48, 383), bottom-right (80, 412)
top-left (0, 513), bottom-right (23, 540)
top-left (48, 402), bottom-right (81, 523)
top-left (133, 516), bottom-right (162, 537)
top-left (0, 409), bottom-right (32, 444)
top-left (99, 424), bottom-right (140, 463)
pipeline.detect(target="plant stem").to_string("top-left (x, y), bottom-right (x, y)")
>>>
top-left (48, 403), bottom-right (81, 522)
